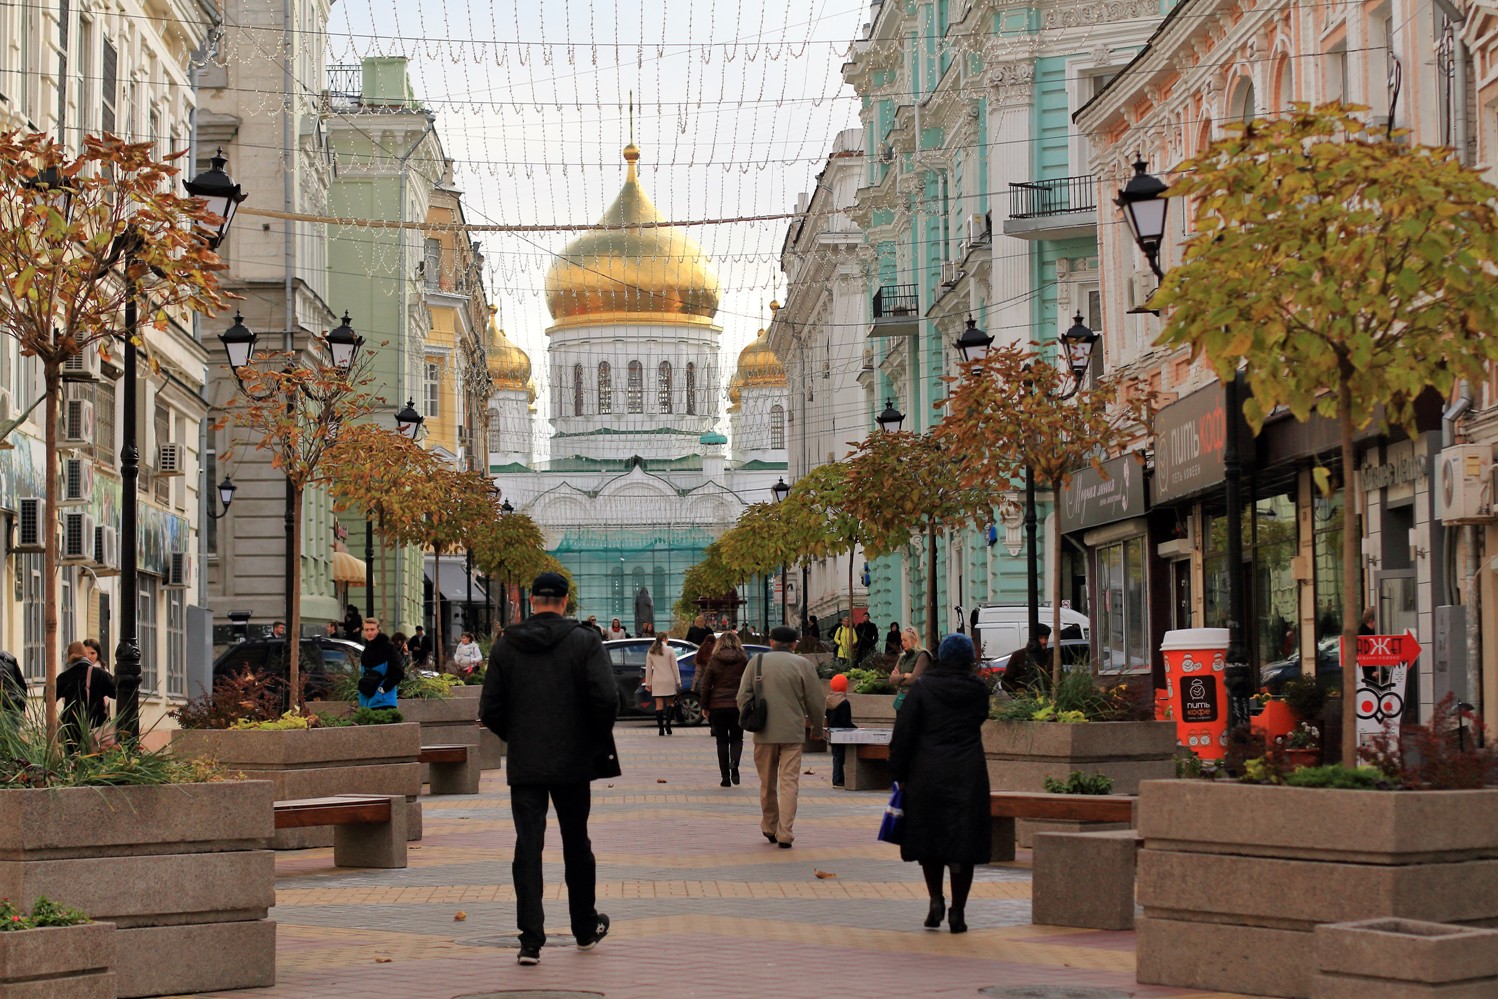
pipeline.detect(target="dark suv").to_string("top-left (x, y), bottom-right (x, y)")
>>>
top-left (211, 637), bottom-right (364, 703)
top-left (602, 638), bottom-right (705, 726)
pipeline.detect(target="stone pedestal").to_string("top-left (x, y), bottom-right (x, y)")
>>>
top-left (172, 725), bottom-right (422, 848)
top-left (1314, 919), bottom-right (1498, 998)
top-left (1032, 829), bottom-right (1140, 930)
top-left (0, 782), bottom-right (276, 998)
top-left (1136, 781), bottom-right (1498, 998)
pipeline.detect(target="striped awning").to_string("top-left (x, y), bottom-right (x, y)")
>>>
top-left (332, 550), bottom-right (366, 585)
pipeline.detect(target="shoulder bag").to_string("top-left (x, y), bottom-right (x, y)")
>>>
top-left (738, 653), bottom-right (768, 732)
top-left (877, 781), bottom-right (904, 843)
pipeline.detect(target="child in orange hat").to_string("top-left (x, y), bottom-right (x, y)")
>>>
top-left (826, 673), bottom-right (855, 787)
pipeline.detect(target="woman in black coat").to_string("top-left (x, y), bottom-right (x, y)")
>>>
top-left (888, 632), bottom-right (991, 933)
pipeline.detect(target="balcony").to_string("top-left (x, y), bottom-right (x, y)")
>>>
top-left (1003, 175), bottom-right (1099, 240)
top-left (869, 284), bottom-right (919, 337)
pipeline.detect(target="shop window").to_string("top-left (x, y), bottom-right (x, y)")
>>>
top-left (1251, 491), bottom-right (1299, 674)
top-left (1312, 488), bottom-right (1345, 648)
top-left (1095, 535), bottom-right (1148, 674)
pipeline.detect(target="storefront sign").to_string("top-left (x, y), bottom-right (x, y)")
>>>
top-left (1353, 632), bottom-right (1421, 748)
top-left (1058, 453), bottom-right (1146, 535)
top-left (1361, 452), bottom-right (1429, 491)
top-left (1153, 383), bottom-right (1228, 503)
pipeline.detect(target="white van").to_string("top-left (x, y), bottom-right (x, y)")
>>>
top-left (972, 605), bottom-right (1090, 662)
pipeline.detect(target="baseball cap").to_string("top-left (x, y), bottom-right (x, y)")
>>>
top-left (532, 571), bottom-right (570, 597)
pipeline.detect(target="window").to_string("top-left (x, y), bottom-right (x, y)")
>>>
top-left (597, 362), bottom-right (612, 414)
top-left (1230, 78), bottom-right (1256, 123)
top-left (1096, 535), bottom-right (1148, 673)
top-left (627, 361), bottom-right (643, 413)
top-left (770, 405), bottom-right (785, 449)
top-left (424, 362), bottom-right (440, 418)
top-left (658, 361), bottom-right (672, 413)
top-left (423, 239), bottom-right (441, 288)
top-left (101, 38), bottom-right (117, 135)
top-left (61, 569), bottom-right (76, 658)
top-left (167, 590), bottom-right (185, 696)
top-left (22, 554), bottom-right (42, 680)
top-left (487, 416), bottom-right (504, 452)
top-left (206, 450), bottom-right (219, 553)
top-left (139, 577), bottom-right (158, 694)
top-left (573, 363), bottom-right (584, 417)
top-left (685, 363), bottom-right (697, 415)
top-left (153, 402), bottom-right (170, 506)
top-left (96, 379), bottom-right (116, 462)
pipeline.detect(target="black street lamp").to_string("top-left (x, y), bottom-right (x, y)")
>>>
top-left (395, 399), bottom-right (425, 440)
top-left (206, 476), bottom-right (237, 519)
top-left (770, 477), bottom-right (790, 625)
top-left (183, 148), bottom-right (247, 247)
top-left (1060, 312), bottom-right (1100, 384)
top-left (1115, 156), bottom-right (1170, 281)
top-left (876, 399), bottom-right (905, 433)
top-left (952, 315), bottom-right (994, 365)
top-left (770, 477), bottom-right (790, 504)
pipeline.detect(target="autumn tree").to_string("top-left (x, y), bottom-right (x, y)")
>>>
top-left (468, 508), bottom-right (548, 631)
top-left (787, 462), bottom-right (870, 620)
top-left (936, 343), bottom-right (1152, 683)
top-left (843, 431), bottom-right (985, 651)
top-left (0, 133), bottom-right (227, 740)
top-left (676, 541), bottom-right (742, 623)
top-left (325, 422), bottom-right (443, 622)
top-left (1150, 102), bottom-right (1498, 762)
top-left (223, 350), bottom-right (377, 711)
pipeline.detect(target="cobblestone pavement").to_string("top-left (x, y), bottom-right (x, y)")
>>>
top-left (182, 723), bottom-right (1260, 999)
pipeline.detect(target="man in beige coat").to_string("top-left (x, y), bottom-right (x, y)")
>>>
top-left (737, 625), bottom-right (825, 848)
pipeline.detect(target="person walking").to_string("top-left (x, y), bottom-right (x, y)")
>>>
top-left (825, 673), bottom-right (854, 787)
top-left (479, 571), bottom-right (616, 967)
top-left (643, 632), bottom-right (682, 736)
top-left (57, 640), bottom-right (115, 751)
top-left (324, 621), bottom-right (340, 639)
top-left (999, 624), bottom-right (1050, 694)
top-left (888, 627), bottom-right (933, 708)
top-left (889, 633), bottom-right (992, 934)
top-left (698, 630), bottom-right (749, 786)
top-left (453, 632), bottom-right (484, 677)
top-left (409, 626), bottom-right (432, 667)
top-left (356, 618), bottom-right (401, 710)
top-left (884, 622), bottom-right (903, 657)
top-left (736, 625), bottom-right (824, 848)
top-left (806, 615), bottom-right (821, 641)
top-left (685, 614), bottom-right (712, 646)
top-left (606, 618), bottom-right (629, 641)
top-left (692, 631), bottom-right (717, 691)
top-left (342, 604), bottom-right (362, 640)
top-left (855, 618), bottom-right (879, 664)
top-left (831, 616), bottom-right (854, 665)
top-left (0, 650), bottom-right (24, 718)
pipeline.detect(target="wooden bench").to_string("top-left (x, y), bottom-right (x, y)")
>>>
top-left (418, 743), bottom-right (479, 795)
top-left (848, 742), bottom-right (893, 791)
top-left (989, 791), bottom-right (1138, 862)
top-left (273, 794), bottom-right (407, 868)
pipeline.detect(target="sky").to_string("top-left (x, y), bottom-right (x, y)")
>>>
top-left (320, 0), bottom-right (868, 436)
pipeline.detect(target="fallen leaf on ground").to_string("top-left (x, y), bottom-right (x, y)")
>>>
top-left (607, 783), bottom-right (614, 788)
top-left (803, 769), bottom-right (815, 775)
top-left (656, 778), bottom-right (668, 783)
top-left (814, 869), bottom-right (838, 879)
top-left (454, 911), bottom-right (467, 921)
top-left (374, 958), bottom-right (393, 964)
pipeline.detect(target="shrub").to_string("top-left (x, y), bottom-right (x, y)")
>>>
top-left (399, 672), bottom-right (459, 700)
top-left (1043, 770), bottom-right (1114, 795)
top-left (0, 705), bottom-right (227, 789)
top-left (1281, 675), bottom-right (1329, 722)
top-left (990, 669), bottom-right (1146, 723)
top-left (1283, 765), bottom-right (1387, 790)
top-left (0, 896), bottom-right (90, 931)
top-left (170, 669), bottom-right (286, 730)
top-left (1360, 694), bottom-right (1498, 789)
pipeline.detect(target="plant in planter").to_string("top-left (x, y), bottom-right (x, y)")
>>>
top-left (0, 896), bottom-right (90, 931)
top-left (1042, 770), bottom-right (1115, 795)
top-left (843, 666), bottom-right (894, 695)
top-left (0, 896), bottom-right (115, 996)
top-left (170, 668), bottom-right (298, 731)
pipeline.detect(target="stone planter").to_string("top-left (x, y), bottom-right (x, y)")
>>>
top-left (0, 782), bottom-right (276, 997)
top-left (331, 697), bottom-right (481, 782)
top-left (983, 719), bottom-right (1176, 846)
top-left (0, 921), bottom-right (116, 998)
top-left (1135, 781), bottom-right (1498, 999)
top-left (447, 686), bottom-right (505, 768)
top-left (172, 724), bottom-right (422, 848)
top-left (1313, 918), bottom-right (1498, 998)
top-left (846, 693), bottom-right (897, 728)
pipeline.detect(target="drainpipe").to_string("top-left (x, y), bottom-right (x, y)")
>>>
top-left (1442, 385), bottom-right (1480, 721)
top-left (1432, 0), bottom-right (1470, 163)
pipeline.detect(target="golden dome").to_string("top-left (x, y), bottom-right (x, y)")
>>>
top-left (487, 307), bottom-right (532, 392)
top-left (543, 145), bottom-right (721, 331)
top-left (727, 329), bottom-right (786, 409)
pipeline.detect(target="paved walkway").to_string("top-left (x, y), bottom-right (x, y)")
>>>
top-left (186, 723), bottom-right (1260, 999)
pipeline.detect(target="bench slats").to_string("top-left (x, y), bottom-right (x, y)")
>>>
top-left (274, 795), bottom-right (393, 830)
top-left (856, 744), bottom-right (891, 760)
top-left (418, 745), bottom-right (470, 765)
top-left (989, 791), bottom-right (1135, 823)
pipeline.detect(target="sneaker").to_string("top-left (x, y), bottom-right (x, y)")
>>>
top-left (577, 913), bottom-right (610, 951)
top-left (778, 841), bottom-right (793, 849)
top-left (516, 945), bottom-right (541, 966)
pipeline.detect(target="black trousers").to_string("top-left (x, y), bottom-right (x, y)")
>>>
top-left (510, 782), bottom-right (598, 949)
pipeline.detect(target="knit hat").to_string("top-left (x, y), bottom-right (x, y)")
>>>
top-left (829, 673), bottom-right (849, 692)
top-left (937, 632), bottom-right (975, 664)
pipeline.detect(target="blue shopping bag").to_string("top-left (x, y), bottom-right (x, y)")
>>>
top-left (877, 781), bottom-right (904, 844)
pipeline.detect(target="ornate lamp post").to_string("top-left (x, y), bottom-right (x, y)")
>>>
top-left (771, 477), bottom-right (790, 626)
top-left (875, 399), bottom-right (905, 433)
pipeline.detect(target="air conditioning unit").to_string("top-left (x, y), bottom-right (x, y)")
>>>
top-left (1127, 271), bottom-right (1157, 312)
top-left (93, 525), bottom-right (120, 574)
top-left (157, 442), bottom-right (185, 476)
top-left (1437, 444), bottom-right (1494, 523)
top-left (61, 510), bottom-right (95, 562)
top-left (61, 456), bottom-right (95, 504)
top-left (165, 550), bottom-right (195, 589)
top-left (13, 497), bottom-right (44, 552)
top-left (939, 259), bottom-right (962, 287)
top-left (966, 213), bottom-right (990, 248)
top-left (62, 399), bottom-right (94, 444)
top-left (61, 349), bottom-right (102, 381)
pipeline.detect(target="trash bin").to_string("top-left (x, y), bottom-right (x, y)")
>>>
top-left (1160, 628), bottom-right (1230, 760)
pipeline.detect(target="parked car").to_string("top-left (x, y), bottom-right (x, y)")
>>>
top-left (211, 637), bottom-right (364, 703)
top-left (979, 638), bottom-right (1092, 690)
top-left (1260, 637), bottom-right (1343, 694)
top-left (602, 638), bottom-right (707, 726)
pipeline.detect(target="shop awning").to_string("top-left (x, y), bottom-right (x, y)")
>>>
top-left (424, 559), bottom-right (488, 603)
top-left (332, 550), bottom-right (366, 585)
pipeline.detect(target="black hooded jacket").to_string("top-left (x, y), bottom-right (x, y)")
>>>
top-left (479, 613), bottom-right (617, 785)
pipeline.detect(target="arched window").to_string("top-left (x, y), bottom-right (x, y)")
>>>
top-left (597, 362), bottom-right (613, 415)
top-left (770, 405), bottom-right (785, 449)
top-left (572, 363), bottom-right (584, 417)
top-left (1230, 78), bottom-right (1255, 123)
top-left (685, 362), bottom-right (697, 415)
top-left (487, 414), bottom-right (504, 452)
top-left (627, 361), bottom-right (643, 413)
top-left (658, 361), bottom-right (673, 414)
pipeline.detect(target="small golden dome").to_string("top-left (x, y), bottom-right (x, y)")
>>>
top-left (486, 307), bottom-right (532, 392)
top-left (726, 329), bottom-right (786, 411)
top-left (543, 145), bottom-right (721, 331)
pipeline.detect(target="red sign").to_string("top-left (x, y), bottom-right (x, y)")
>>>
top-left (1355, 632), bottom-right (1422, 668)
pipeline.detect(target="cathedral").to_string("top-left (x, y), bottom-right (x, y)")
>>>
top-left (488, 143), bottom-right (789, 631)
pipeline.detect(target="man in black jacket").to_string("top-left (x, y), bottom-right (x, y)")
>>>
top-left (479, 571), bottom-right (617, 967)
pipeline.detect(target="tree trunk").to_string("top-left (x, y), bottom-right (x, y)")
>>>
top-left (1050, 477), bottom-right (1065, 686)
top-left (926, 520), bottom-right (938, 652)
top-left (42, 365), bottom-right (60, 743)
top-left (288, 486), bottom-right (304, 712)
top-left (379, 510), bottom-right (389, 625)
top-left (1339, 377), bottom-right (1361, 767)
top-left (433, 548), bottom-right (444, 669)
top-left (847, 541), bottom-right (855, 625)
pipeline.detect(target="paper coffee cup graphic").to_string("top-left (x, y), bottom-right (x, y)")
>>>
top-left (1161, 628), bottom-right (1231, 761)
